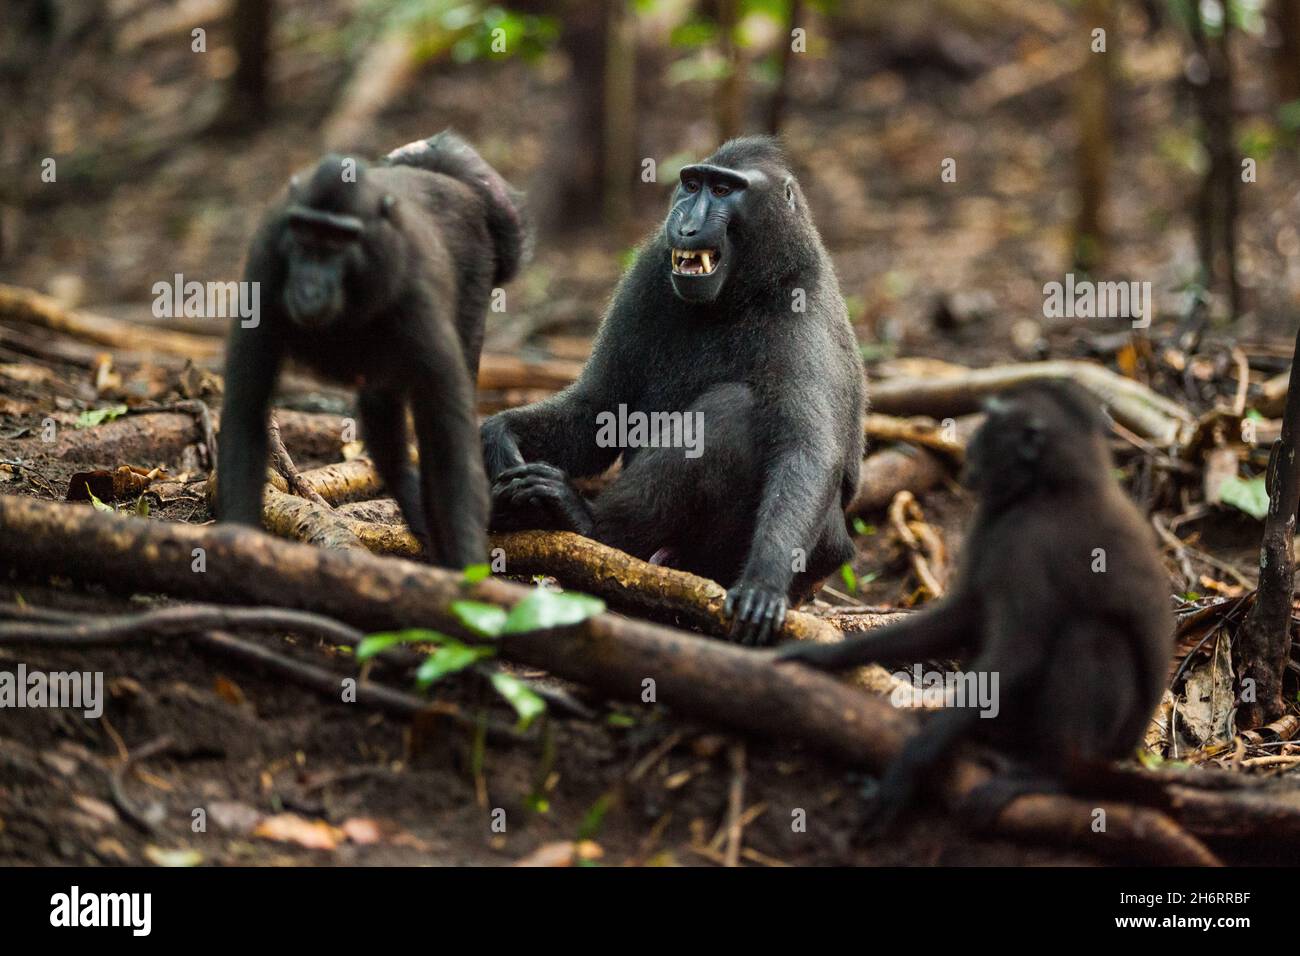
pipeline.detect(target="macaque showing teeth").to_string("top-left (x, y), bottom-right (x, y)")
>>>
top-left (671, 248), bottom-right (720, 275)
top-left (482, 136), bottom-right (865, 646)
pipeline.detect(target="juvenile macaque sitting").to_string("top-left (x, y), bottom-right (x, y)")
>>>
top-left (778, 381), bottom-right (1174, 831)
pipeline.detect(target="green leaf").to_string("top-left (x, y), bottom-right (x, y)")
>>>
top-left (415, 642), bottom-right (495, 688)
top-left (462, 563), bottom-right (491, 584)
top-left (355, 628), bottom-right (448, 661)
top-left (502, 588), bottom-right (604, 635)
top-left (605, 712), bottom-right (636, 729)
top-left (578, 792), bottom-right (615, 841)
top-left (75, 404), bottom-right (128, 429)
top-left (451, 600), bottom-right (507, 637)
top-left (1219, 475), bottom-right (1270, 520)
top-left (86, 486), bottom-right (113, 513)
top-left (488, 671), bottom-right (546, 729)
top-left (839, 562), bottom-right (857, 593)
top-left (134, 496), bottom-right (150, 517)
top-left (852, 518), bottom-right (875, 536)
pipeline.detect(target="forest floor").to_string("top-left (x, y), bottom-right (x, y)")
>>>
top-left (2, 0), bottom-right (1299, 866)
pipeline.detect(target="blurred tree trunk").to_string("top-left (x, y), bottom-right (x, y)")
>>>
top-left (1274, 0), bottom-right (1300, 104)
top-left (541, 0), bottom-right (638, 231)
top-left (216, 0), bottom-right (273, 129)
top-left (603, 0), bottom-right (636, 228)
top-left (766, 0), bottom-right (803, 135)
top-left (716, 0), bottom-right (746, 141)
top-left (1188, 5), bottom-right (1241, 317)
top-left (1072, 0), bottom-right (1115, 272)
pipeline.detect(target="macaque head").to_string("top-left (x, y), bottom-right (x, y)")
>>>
top-left (963, 380), bottom-right (1113, 507)
top-left (664, 137), bottom-right (805, 304)
top-left (278, 155), bottom-right (401, 330)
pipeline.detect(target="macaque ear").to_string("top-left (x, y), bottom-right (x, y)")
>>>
top-left (783, 178), bottom-right (796, 209)
top-left (381, 194), bottom-right (398, 218)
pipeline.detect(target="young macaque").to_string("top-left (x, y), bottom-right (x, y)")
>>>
top-left (217, 131), bottom-right (529, 568)
top-left (777, 380), bottom-right (1174, 831)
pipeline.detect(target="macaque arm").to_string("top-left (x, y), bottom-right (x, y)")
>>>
top-left (216, 319), bottom-right (283, 526)
top-left (741, 393), bottom-right (841, 593)
top-left (776, 594), bottom-right (976, 669)
top-left (480, 312), bottom-right (631, 481)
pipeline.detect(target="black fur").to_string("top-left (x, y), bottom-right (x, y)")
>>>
top-left (481, 136), bottom-right (865, 644)
top-left (217, 131), bottom-right (530, 569)
top-left (778, 380), bottom-right (1175, 833)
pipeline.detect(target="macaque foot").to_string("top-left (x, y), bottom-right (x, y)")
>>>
top-left (490, 462), bottom-right (595, 536)
top-left (724, 581), bottom-right (788, 647)
top-left (855, 774), bottom-right (913, 842)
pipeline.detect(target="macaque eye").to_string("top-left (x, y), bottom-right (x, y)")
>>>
top-left (684, 179), bottom-right (701, 194)
top-left (381, 194), bottom-right (398, 217)
top-left (710, 184), bottom-right (731, 198)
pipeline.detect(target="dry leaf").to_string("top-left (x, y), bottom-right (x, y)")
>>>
top-left (253, 813), bottom-right (343, 850)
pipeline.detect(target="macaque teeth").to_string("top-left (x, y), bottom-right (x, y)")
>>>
top-left (671, 248), bottom-right (720, 275)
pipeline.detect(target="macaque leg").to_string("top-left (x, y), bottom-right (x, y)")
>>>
top-left (593, 382), bottom-right (760, 583)
top-left (790, 511), bottom-right (857, 604)
top-left (862, 704), bottom-right (985, 837)
top-left (411, 374), bottom-right (489, 570)
top-left (776, 595), bottom-right (974, 669)
top-left (358, 387), bottom-right (429, 555)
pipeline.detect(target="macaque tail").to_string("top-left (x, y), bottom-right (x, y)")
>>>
top-left (383, 129), bottom-right (532, 285)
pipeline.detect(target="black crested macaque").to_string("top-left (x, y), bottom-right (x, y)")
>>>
top-left (217, 131), bottom-right (529, 568)
top-left (778, 380), bottom-right (1175, 831)
top-left (480, 137), bottom-right (865, 645)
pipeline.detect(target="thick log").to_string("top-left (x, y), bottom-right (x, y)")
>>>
top-left (0, 494), bottom-right (914, 771)
top-left (0, 494), bottom-right (1227, 863)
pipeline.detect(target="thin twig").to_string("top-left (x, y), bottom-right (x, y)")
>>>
top-left (108, 735), bottom-right (176, 834)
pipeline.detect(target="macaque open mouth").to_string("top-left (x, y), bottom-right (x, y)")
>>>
top-left (671, 248), bottom-right (721, 276)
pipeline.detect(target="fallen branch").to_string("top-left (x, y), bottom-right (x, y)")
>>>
top-left (268, 414), bottom-right (331, 508)
top-left (851, 446), bottom-right (952, 516)
top-left (871, 360), bottom-right (1195, 445)
top-left (864, 413), bottom-right (978, 463)
top-left (0, 495), bottom-right (1238, 862)
top-left (887, 491), bottom-right (946, 598)
top-left (0, 281), bottom-right (578, 399)
top-left (0, 283), bottom-right (223, 359)
top-left (261, 486), bottom-right (365, 552)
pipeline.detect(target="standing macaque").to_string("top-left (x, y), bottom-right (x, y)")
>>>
top-left (217, 131), bottom-right (529, 568)
top-left (779, 381), bottom-right (1174, 831)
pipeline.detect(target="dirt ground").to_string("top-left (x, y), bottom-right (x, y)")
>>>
top-left (2, 0), bottom-right (1299, 866)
